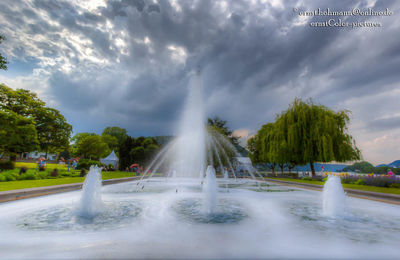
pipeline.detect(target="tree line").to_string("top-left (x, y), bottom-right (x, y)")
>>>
top-left (248, 98), bottom-right (361, 176)
top-left (69, 126), bottom-right (161, 170)
top-left (341, 161), bottom-right (400, 175)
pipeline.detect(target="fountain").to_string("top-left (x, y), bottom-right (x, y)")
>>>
top-left (203, 165), bottom-right (218, 214)
top-left (322, 175), bottom-right (346, 217)
top-left (137, 71), bottom-right (248, 184)
top-left (0, 72), bottom-right (400, 258)
top-left (77, 165), bottom-right (103, 218)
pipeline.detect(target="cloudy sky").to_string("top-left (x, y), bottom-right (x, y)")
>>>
top-left (0, 0), bottom-right (399, 165)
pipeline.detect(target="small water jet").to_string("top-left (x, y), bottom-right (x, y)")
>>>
top-left (77, 165), bottom-right (103, 218)
top-left (322, 175), bottom-right (346, 217)
top-left (203, 165), bottom-right (218, 214)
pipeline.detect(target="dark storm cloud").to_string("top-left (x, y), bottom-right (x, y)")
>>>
top-left (1, 0), bottom-right (400, 150)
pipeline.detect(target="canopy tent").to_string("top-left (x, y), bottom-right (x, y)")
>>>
top-left (100, 150), bottom-right (119, 168)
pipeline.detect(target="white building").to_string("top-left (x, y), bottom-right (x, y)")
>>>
top-left (23, 151), bottom-right (57, 160)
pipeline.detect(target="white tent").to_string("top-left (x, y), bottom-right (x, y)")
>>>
top-left (100, 150), bottom-right (119, 168)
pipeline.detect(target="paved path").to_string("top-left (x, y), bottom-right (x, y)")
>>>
top-left (264, 178), bottom-right (400, 205)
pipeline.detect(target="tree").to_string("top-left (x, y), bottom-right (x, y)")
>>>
top-left (207, 116), bottom-right (239, 145)
top-left (102, 126), bottom-right (127, 146)
top-left (0, 85), bottom-right (45, 117)
top-left (101, 134), bottom-right (119, 151)
top-left (130, 146), bottom-right (145, 164)
top-left (35, 107), bottom-right (72, 158)
top-left (73, 134), bottom-right (110, 159)
top-left (248, 123), bottom-right (278, 174)
top-left (0, 110), bottom-right (39, 161)
top-left (0, 84), bottom-right (72, 158)
top-left (256, 99), bottom-right (360, 176)
top-left (119, 136), bottom-right (135, 170)
top-left (119, 136), bottom-right (160, 170)
top-left (342, 161), bottom-right (375, 173)
top-left (0, 35), bottom-right (8, 70)
top-left (129, 137), bottom-right (160, 166)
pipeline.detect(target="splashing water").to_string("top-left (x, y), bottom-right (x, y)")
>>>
top-left (77, 165), bottom-right (103, 218)
top-left (223, 169), bottom-right (229, 180)
top-left (322, 175), bottom-right (346, 217)
top-left (138, 71), bottom-right (256, 182)
top-left (203, 165), bottom-right (218, 214)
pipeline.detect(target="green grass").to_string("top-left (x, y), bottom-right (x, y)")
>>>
top-left (268, 177), bottom-right (325, 186)
top-left (15, 162), bottom-right (68, 169)
top-left (0, 177), bottom-right (86, 191)
top-left (265, 177), bottom-right (400, 195)
top-left (0, 171), bottom-right (138, 192)
top-left (101, 171), bottom-right (137, 180)
top-left (341, 183), bottom-right (400, 195)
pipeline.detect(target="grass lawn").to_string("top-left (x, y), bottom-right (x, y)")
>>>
top-left (268, 177), bottom-right (325, 186)
top-left (0, 171), bottom-right (138, 192)
top-left (265, 177), bottom-right (400, 195)
top-left (15, 162), bottom-right (68, 169)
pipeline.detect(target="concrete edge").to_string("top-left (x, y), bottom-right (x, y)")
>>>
top-left (0, 176), bottom-right (145, 203)
top-left (264, 178), bottom-right (400, 205)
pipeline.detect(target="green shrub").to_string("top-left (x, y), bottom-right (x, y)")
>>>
top-left (25, 172), bottom-right (37, 180)
top-left (39, 165), bottom-right (46, 171)
top-left (5, 173), bottom-right (17, 181)
top-left (19, 167), bottom-right (28, 175)
top-left (341, 178), bottom-right (355, 184)
top-left (77, 159), bottom-right (103, 170)
top-left (37, 171), bottom-right (49, 179)
top-left (355, 179), bottom-right (366, 185)
top-left (302, 177), bottom-right (313, 181)
top-left (18, 172), bottom-right (37, 180)
top-left (60, 170), bottom-right (72, 177)
top-left (0, 174), bottom-right (6, 182)
top-left (0, 160), bottom-right (15, 170)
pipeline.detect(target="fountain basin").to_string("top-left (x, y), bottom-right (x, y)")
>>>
top-left (0, 178), bottom-right (399, 259)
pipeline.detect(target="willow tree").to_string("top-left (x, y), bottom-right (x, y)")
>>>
top-left (277, 98), bottom-right (360, 176)
top-left (248, 123), bottom-right (279, 174)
